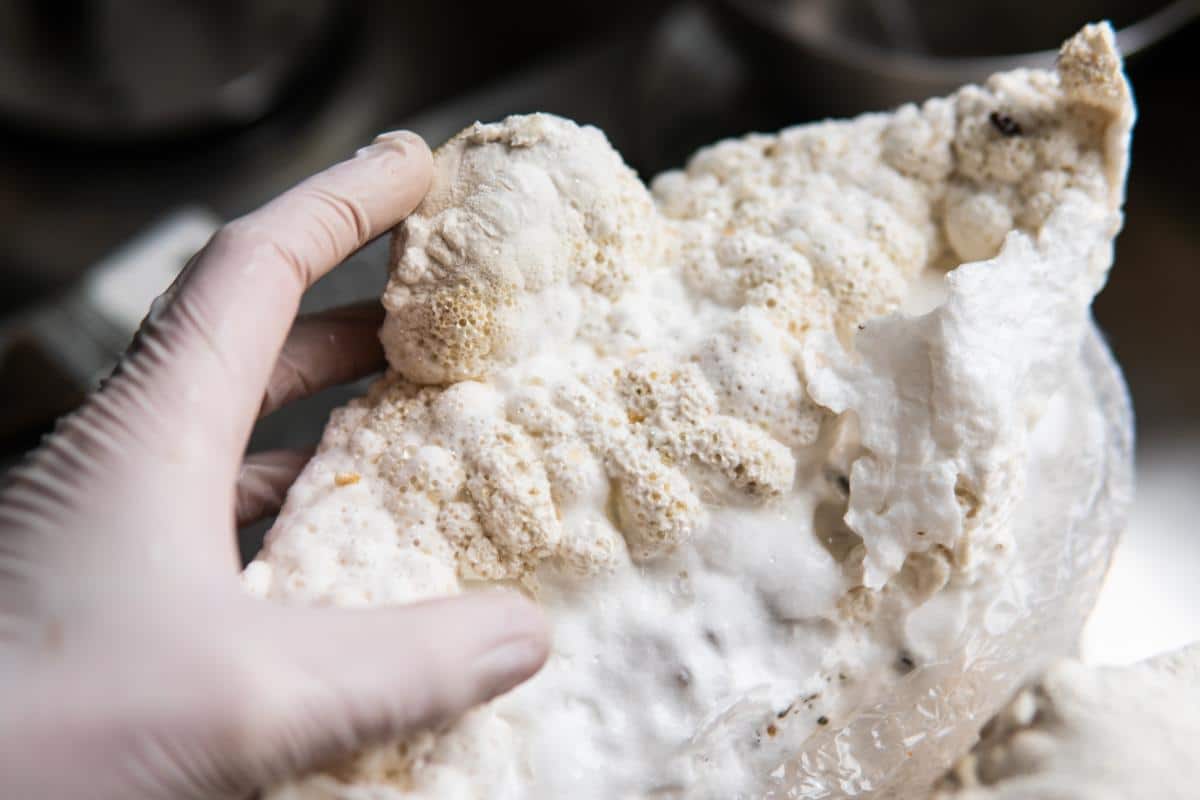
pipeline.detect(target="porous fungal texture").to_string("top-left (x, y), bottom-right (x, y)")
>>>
top-left (248, 24), bottom-right (1134, 800)
top-left (934, 643), bottom-right (1200, 800)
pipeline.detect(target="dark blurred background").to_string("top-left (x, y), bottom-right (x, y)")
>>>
top-left (0, 0), bottom-right (1196, 662)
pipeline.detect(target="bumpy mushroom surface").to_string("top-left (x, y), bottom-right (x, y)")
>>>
top-left (248, 24), bottom-right (1135, 799)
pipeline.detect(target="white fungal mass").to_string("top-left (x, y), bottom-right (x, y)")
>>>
top-left (247, 25), bottom-right (1135, 800)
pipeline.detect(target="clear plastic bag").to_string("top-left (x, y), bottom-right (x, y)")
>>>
top-left (768, 321), bottom-right (1134, 798)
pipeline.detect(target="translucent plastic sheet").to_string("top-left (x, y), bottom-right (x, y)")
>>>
top-left (766, 321), bottom-right (1134, 798)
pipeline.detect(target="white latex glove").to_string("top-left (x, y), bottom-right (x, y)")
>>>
top-left (0, 131), bottom-right (550, 800)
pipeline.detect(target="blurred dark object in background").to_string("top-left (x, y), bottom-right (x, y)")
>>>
top-left (0, 1), bottom-right (345, 141)
top-left (715, 0), bottom-right (1198, 114)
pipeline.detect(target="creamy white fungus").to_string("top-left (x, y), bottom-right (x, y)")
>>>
top-left (248, 25), bottom-right (1136, 799)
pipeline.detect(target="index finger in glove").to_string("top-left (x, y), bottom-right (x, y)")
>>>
top-left (259, 302), bottom-right (386, 419)
top-left (121, 132), bottom-right (431, 458)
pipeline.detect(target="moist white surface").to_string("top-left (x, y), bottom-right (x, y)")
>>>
top-left (935, 643), bottom-right (1200, 800)
top-left (248, 24), bottom-right (1135, 799)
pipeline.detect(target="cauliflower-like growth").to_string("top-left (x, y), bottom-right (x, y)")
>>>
top-left (935, 643), bottom-right (1200, 800)
top-left (381, 114), bottom-right (660, 384)
top-left (251, 25), bottom-right (1135, 800)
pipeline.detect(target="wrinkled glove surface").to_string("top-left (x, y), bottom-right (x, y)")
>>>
top-left (0, 132), bottom-right (548, 800)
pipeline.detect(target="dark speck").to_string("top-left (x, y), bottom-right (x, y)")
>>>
top-left (835, 474), bottom-right (850, 495)
top-left (897, 652), bottom-right (917, 674)
top-left (989, 111), bottom-right (1023, 137)
top-left (817, 716), bottom-right (829, 726)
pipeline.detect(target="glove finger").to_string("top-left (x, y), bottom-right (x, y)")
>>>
top-left (259, 302), bottom-right (385, 419)
top-left (106, 132), bottom-right (431, 466)
top-left (231, 591), bottom-right (549, 791)
top-left (236, 449), bottom-right (313, 527)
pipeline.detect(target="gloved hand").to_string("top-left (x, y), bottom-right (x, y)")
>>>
top-left (0, 131), bottom-right (549, 800)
